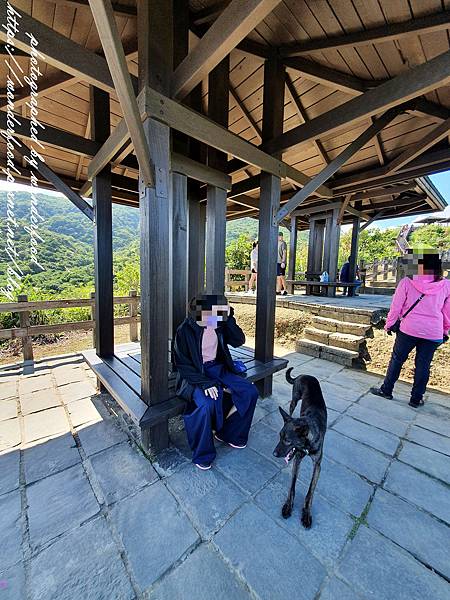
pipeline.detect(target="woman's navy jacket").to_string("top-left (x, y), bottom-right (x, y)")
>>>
top-left (173, 306), bottom-right (245, 401)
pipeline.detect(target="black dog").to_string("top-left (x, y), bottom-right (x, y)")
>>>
top-left (273, 369), bottom-right (327, 528)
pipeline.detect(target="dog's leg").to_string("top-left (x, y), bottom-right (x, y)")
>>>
top-left (282, 454), bottom-right (302, 519)
top-left (301, 456), bottom-right (321, 528)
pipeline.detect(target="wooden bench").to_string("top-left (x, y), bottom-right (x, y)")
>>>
top-left (82, 343), bottom-right (288, 452)
top-left (286, 280), bottom-right (361, 297)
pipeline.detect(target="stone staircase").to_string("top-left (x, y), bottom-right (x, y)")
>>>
top-left (296, 306), bottom-right (377, 368)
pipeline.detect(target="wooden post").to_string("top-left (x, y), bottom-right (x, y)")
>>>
top-left (348, 215), bottom-right (361, 297)
top-left (287, 216), bottom-right (298, 294)
top-left (18, 294), bottom-right (33, 363)
top-left (205, 56), bottom-right (229, 294)
top-left (138, 0), bottom-right (173, 451)
top-left (324, 207), bottom-right (341, 296)
top-left (91, 86), bottom-right (114, 357)
top-left (172, 0), bottom-right (189, 335)
top-left (129, 290), bottom-right (138, 342)
top-left (90, 291), bottom-right (96, 347)
top-left (255, 55), bottom-right (285, 396)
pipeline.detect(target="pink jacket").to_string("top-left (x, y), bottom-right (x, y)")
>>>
top-left (385, 275), bottom-right (450, 341)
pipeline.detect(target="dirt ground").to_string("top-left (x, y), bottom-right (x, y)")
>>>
top-left (1, 305), bottom-right (449, 395)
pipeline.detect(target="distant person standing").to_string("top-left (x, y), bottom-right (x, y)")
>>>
top-left (277, 232), bottom-right (288, 296)
top-left (248, 240), bottom-right (258, 294)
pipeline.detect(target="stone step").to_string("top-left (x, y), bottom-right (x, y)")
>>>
top-left (304, 327), bottom-right (366, 352)
top-left (313, 316), bottom-right (373, 336)
top-left (295, 338), bottom-right (362, 368)
top-left (315, 307), bottom-right (373, 325)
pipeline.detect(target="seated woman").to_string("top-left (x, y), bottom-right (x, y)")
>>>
top-left (173, 294), bottom-right (258, 470)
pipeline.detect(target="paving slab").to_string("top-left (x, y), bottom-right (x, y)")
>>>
top-left (252, 403), bottom-right (270, 425)
top-left (0, 449), bottom-right (20, 496)
top-left (346, 403), bottom-right (409, 437)
top-left (358, 393), bottom-right (416, 421)
top-left (298, 457), bottom-right (373, 517)
top-left (255, 469), bottom-right (353, 567)
top-left (0, 382), bottom-right (17, 401)
top-left (247, 421), bottom-right (282, 464)
top-left (384, 461), bottom-right (450, 524)
top-left (215, 446), bottom-right (279, 495)
top-left (27, 463), bottom-right (100, 551)
top-left (29, 517), bottom-right (134, 600)
top-left (419, 401), bottom-right (450, 420)
top-left (90, 441), bottom-right (158, 505)
top-left (0, 419), bottom-right (21, 452)
top-left (20, 390), bottom-right (61, 416)
top-left (58, 381), bottom-right (97, 403)
top-left (398, 440), bottom-right (450, 485)
top-left (338, 526), bottom-right (450, 600)
top-left (76, 418), bottom-right (128, 456)
top-left (324, 430), bottom-right (390, 483)
top-left (279, 352), bottom-right (315, 367)
top-left (111, 482), bottom-right (199, 593)
top-left (214, 502), bottom-right (326, 600)
top-left (166, 462), bottom-right (247, 539)
top-left (332, 416), bottom-right (400, 456)
top-left (19, 374), bottom-right (53, 395)
top-left (327, 372), bottom-right (371, 394)
top-left (23, 407), bottom-right (70, 445)
top-left (0, 399), bottom-right (17, 422)
top-left (148, 543), bottom-right (251, 600)
top-left (0, 490), bottom-right (22, 570)
top-left (319, 577), bottom-right (361, 600)
top-left (414, 413), bottom-right (450, 438)
top-left (367, 488), bottom-right (450, 580)
top-left (321, 380), bottom-right (364, 404)
top-left (427, 391), bottom-right (450, 408)
top-left (406, 426), bottom-right (450, 457)
top-left (0, 563), bottom-right (25, 600)
top-left (67, 397), bottom-right (103, 428)
top-left (52, 366), bottom-right (86, 387)
top-left (23, 433), bottom-right (80, 485)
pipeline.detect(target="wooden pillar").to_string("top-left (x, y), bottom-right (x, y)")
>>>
top-left (255, 55), bottom-right (285, 396)
top-left (205, 57), bottom-right (229, 294)
top-left (348, 215), bottom-right (361, 297)
top-left (324, 207), bottom-right (341, 297)
top-left (188, 83), bottom-right (206, 298)
top-left (90, 86), bottom-right (114, 357)
top-left (287, 216), bottom-right (298, 294)
top-left (172, 0), bottom-right (189, 334)
top-left (138, 0), bottom-right (173, 451)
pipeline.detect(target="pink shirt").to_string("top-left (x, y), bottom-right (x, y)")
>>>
top-left (385, 276), bottom-right (450, 340)
top-left (201, 327), bottom-right (218, 363)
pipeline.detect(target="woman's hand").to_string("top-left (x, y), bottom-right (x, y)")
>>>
top-left (205, 386), bottom-right (219, 400)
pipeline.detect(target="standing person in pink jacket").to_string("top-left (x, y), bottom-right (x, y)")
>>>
top-left (370, 251), bottom-right (450, 408)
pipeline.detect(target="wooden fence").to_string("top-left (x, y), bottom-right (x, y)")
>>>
top-left (0, 291), bottom-right (140, 362)
top-left (225, 268), bottom-right (252, 292)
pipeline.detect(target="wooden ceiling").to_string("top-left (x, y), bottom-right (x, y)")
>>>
top-left (1, 0), bottom-right (449, 226)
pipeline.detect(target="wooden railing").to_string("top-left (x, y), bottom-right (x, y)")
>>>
top-left (225, 268), bottom-right (252, 292)
top-left (359, 258), bottom-right (400, 289)
top-left (0, 291), bottom-right (140, 363)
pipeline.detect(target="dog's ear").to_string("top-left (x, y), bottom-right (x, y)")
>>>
top-left (279, 407), bottom-right (291, 423)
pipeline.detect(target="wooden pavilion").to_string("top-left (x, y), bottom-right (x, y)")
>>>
top-left (1, 0), bottom-right (449, 451)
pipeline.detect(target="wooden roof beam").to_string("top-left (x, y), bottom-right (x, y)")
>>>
top-left (51, 0), bottom-right (137, 17)
top-left (285, 74), bottom-right (329, 165)
top-left (275, 107), bottom-right (402, 223)
top-left (268, 50), bottom-right (450, 155)
top-left (229, 85), bottom-right (262, 142)
top-left (359, 210), bottom-right (387, 232)
top-left (88, 0), bottom-right (153, 186)
top-left (0, 4), bottom-right (137, 95)
top-left (384, 117), bottom-right (450, 175)
top-left (283, 57), bottom-right (368, 96)
top-left (280, 10), bottom-right (450, 57)
top-left (141, 85), bottom-right (333, 197)
top-left (172, 0), bottom-right (282, 100)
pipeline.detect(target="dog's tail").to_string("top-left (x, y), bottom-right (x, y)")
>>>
top-left (285, 367), bottom-right (296, 385)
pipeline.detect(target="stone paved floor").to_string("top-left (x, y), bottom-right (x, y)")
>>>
top-left (1, 351), bottom-right (450, 600)
top-left (229, 291), bottom-right (393, 310)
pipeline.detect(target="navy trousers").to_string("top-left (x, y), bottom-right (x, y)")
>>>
top-left (381, 331), bottom-right (441, 403)
top-left (183, 361), bottom-right (258, 465)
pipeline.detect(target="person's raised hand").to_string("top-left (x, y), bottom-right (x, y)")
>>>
top-left (205, 386), bottom-right (219, 400)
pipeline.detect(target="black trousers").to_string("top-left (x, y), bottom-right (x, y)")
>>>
top-left (381, 331), bottom-right (441, 402)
